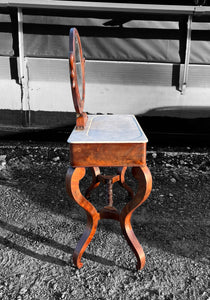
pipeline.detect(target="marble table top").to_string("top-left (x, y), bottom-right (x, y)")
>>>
top-left (68, 114), bottom-right (148, 144)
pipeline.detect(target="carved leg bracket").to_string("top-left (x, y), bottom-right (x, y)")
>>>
top-left (85, 167), bottom-right (100, 199)
top-left (117, 167), bottom-right (134, 199)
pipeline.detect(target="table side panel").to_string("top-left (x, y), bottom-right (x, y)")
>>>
top-left (69, 143), bottom-right (147, 167)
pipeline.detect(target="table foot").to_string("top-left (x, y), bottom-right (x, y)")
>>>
top-left (66, 167), bottom-right (100, 268)
top-left (120, 165), bottom-right (152, 270)
top-left (73, 212), bottom-right (99, 268)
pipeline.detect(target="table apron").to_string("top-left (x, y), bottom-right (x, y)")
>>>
top-left (69, 142), bottom-right (147, 167)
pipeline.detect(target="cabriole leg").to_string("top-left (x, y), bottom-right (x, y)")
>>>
top-left (66, 167), bottom-right (100, 268)
top-left (120, 165), bottom-right (152, 270)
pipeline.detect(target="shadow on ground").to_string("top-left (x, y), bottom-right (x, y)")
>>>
top-left (0, 142), bottom-right (209, 299)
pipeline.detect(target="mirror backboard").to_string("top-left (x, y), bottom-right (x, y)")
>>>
top-left (69, 28), bottom-right (85, 116)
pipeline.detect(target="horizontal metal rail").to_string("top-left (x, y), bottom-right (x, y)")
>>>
top-left (1, 0), bottom-right (210, 15)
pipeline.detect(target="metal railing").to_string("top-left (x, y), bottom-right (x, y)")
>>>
top-left (1, 0), bottom-right (210, 125)
top-left (1, 0), bottom-right (210, 15)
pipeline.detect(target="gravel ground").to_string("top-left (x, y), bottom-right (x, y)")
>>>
top-left (0, 140), bottom-right (209, 300)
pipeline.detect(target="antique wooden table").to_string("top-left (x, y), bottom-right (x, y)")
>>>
top-left (66, 28), bottom-right (152, 270)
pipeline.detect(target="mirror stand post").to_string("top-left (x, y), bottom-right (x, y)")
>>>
top-left (76, 112), bottom-right (88, 130)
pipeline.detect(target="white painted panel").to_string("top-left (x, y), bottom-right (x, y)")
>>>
top-left (27, 57), bottom-right (176, 112)
top-left (188, 65), bottom-right (210, 87)
top-left (27, 58), bottom-right (69, 82)
top-left (0, 80), bottom-right (21, 109)
top-left (28, 81), bottom-right (74, 111)
top-left (0, 56), bottom-right (13, 79)
top-left (0, 57), bottom-right (21, 110)
top-left (2, 57), bottom-right (209, 114)
top-left (27, 57), bottom-right (73, 111)
top-left (85, 84), bottom-right (210, 115)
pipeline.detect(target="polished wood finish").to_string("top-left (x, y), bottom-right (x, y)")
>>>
top-left (85, 167), bottom-right (100, 199)
top-left (75, 112), bottom-right (88, 130)
top-left (120, 166), bottom-right (152, 270)
top-left (67, 28), bottom-right (152, 270)
top-left (70, 143), bottom-right (146, 167)
top-left (66, 165), bottom-right (152, 270)
top-left (66, 167), bottom-right (99, 269)
top-left (69, 28), bottom-right (86, 129)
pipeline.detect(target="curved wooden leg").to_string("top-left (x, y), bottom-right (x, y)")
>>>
top-left (66, 167), bottom-right (100, 269)
top-left (117, 167), bottom-right (134, 199)
top-left (120, 165), bottom-right (152, 270)
top-left (85, 167), bottom-right (100, 199)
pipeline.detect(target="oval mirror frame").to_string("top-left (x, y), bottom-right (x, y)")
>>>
top-left (69, 28), bottom-right (85, 115)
